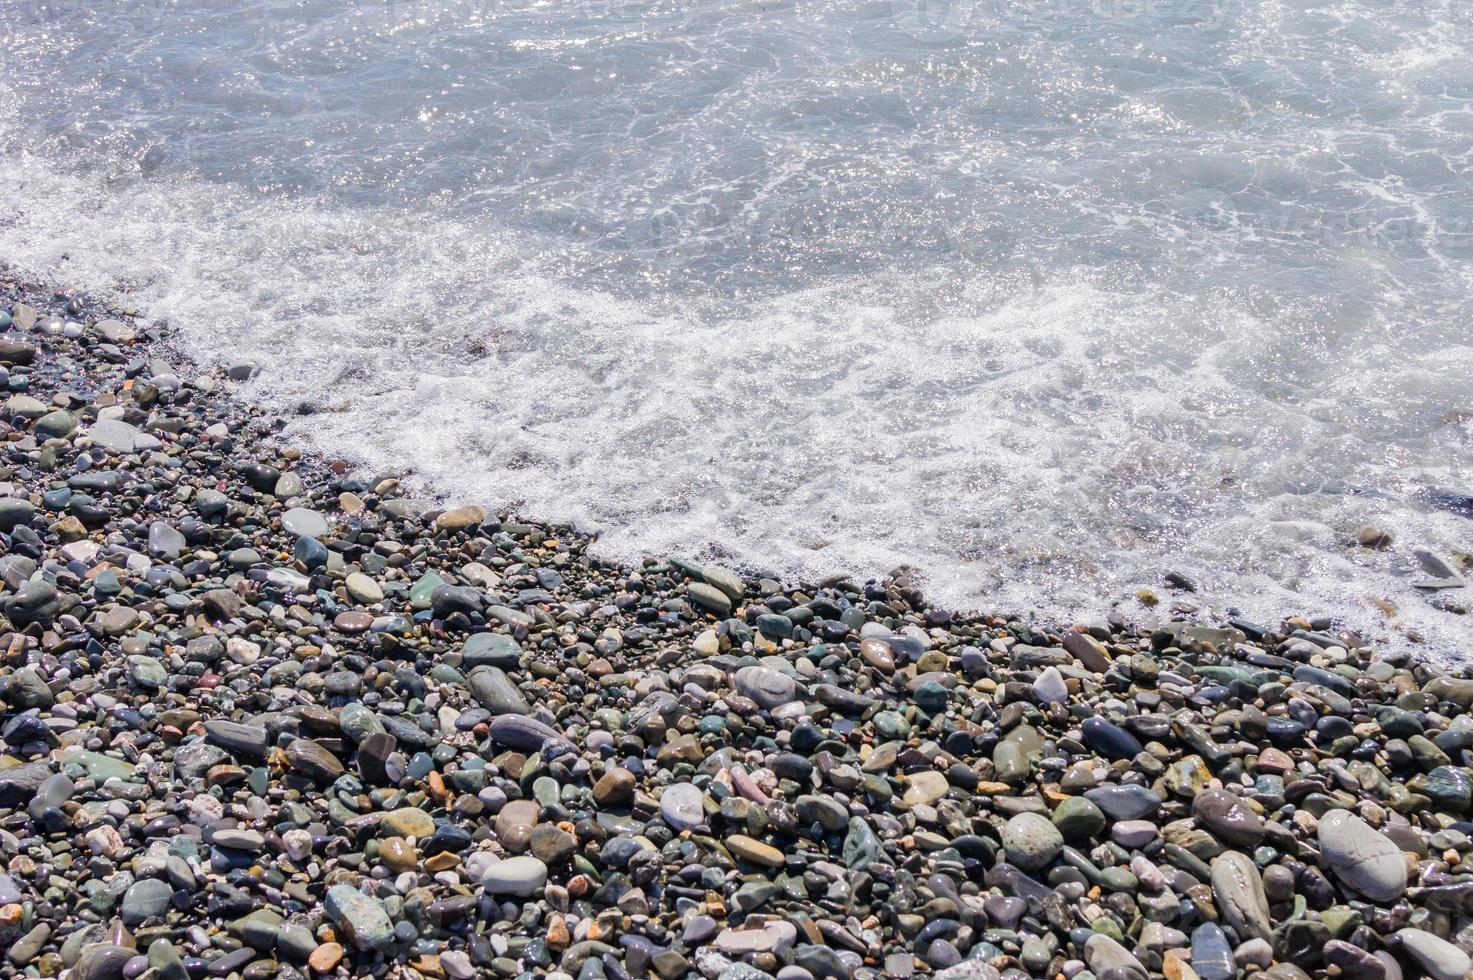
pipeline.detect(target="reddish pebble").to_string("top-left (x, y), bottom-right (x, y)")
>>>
top-left (308, 942), bottom-right (344, 973)
top-left (334, 611), bottom-right (373, 633)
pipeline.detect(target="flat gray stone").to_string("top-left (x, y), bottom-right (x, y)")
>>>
top-left (467, 666), bottom-right (530, 716)
top-left (462, 633), bottom-right (522, 669)
top-left (95, 318), bottom-right (137, 343)
top-left (1083, 935), bottom-right (1146, 980)
top-left (120, 877), bottom-right (172, 925)
top-left (281, 507), bottom-right (329, 538)
top-left (1210, 850), bottom-right (1271, 942)
top-left (1397, 929), bottom-right (1473, 980)
top-left (661, 782), bottom-right (707, 831)
top-left (733, 666), bottom-right (797, 710)
top-left (1318, 810), bottom-right (1407, 902)
top-left (0, 498), bottom-right (35, 532)
top-left (481, 855), bottom-right (548, 897)
top-left (87, 419), bottom-right (161, 453)
top-left (688, 582), bottom-right (732, 614)
top-left (1000, 812), bottom-right (1064, 871)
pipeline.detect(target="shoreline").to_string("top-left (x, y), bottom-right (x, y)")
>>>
top-left (1, 270), bottom-right (1472, 980)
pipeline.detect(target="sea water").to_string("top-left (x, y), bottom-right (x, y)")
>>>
top-left (1, 0), bottom-right (1471, 650)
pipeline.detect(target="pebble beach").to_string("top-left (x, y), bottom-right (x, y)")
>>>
top-left (2, 269), bottom-right (1473, 980)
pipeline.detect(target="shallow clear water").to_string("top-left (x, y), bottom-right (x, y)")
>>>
top-left (2, 0), bottom-right (1472, 649)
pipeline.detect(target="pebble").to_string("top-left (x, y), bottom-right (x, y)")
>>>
top-left (660, 781), bottom-right (707, 831)
top-left (1001, 812), bottom-right (1064, 870)
top-left (1032, 665), bottom-right (1068, 702)
top-left (323, 885), bottom-right (394, 951)
top-left (281, 506), bottom-right (329, 537)
top-left (1395, 929), bottom-right (1472, 980)
top-left (1210, 850), bottom-right (1272, 942)
top-left (481, 856), bottom-right (548, 897)
top-left (120, 878), bottom-right (172, 925)
top-left (726, 835), bottom-right (786, 868)
top-left (1318, 810), bottom-right (1408, 902)
top-left (733, 665), bottom-right (798, 709)
top-left (0, 284), bottom-right (1470, 980)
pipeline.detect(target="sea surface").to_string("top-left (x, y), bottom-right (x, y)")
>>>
top-left (2, 0), bottom-right (1472, 650)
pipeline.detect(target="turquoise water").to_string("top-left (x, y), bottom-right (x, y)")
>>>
top-left (2, 0), bottom-right (1471, 649)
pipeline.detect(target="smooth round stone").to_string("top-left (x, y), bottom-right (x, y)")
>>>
top-left (345, 572), bottom-right (384, 603)
top-left (859, 638), bottom-right (895, 673)
top-left (687, 582), bottom-right (732, 614)
top-left (593, 768), bottom-right (636, 807)
top-left (902, 770), bottom-right (949, 806)
top-left (1051, 796), bottom-right (1106, 841)
top-left (494, 800), bottom-right (541, 853)
top-left (1323, 940), bottom-right (1386, 980)
top-left (726, 834), bottom-right (786, 868)
top-left (661, 782), bottom-right (706, 831)
top-left (1209, 850), bottom-right (1271, 942)
top-left (1317, 810), bottom-right (1407, 902)
top-left (1111, 820), bottom-right (1159, 848)
top-left (1085, 785), bottom-right (1162, 821)
top-left (281, 507), bottom-right (329, 538)
top-left (1032, 666), bottom-right (1068, 703)
top-left (294, 535), bottom-right (328, 569)
top-left (1190, 922), bottom-right (1234, 980)
top-left (1083, 935), bottom-right (1147, 980)
top-left (227, 547), bottom-right (261, 568)
top-left (1081, 717), bottom-right (1143, 760)
top-left (334, 611), bottom-right (373, 633)
top-left (212, 829), bottom-right (265, 852)
top-left (120, 877), bottom-right (172, 925)
top-left (486, 714), bottom-right (569, 752)
top-left (356, 732), bottom-right (397, 783)
top-left (6, 582), bottom-right (59, 626)
top-left (431, 584), bottom-right (481, 617)
top-left (528, 824), bottom-right (576, 864)
top-left (147, 521), bottom-right (185, 558)
top-left (5, 667), bottom-right (53, 708)
top-left (3, 394), bottom-right (46, 418)
top-left (34, 409), bottom-right (77, 437)
top-left (380, 837), bottom-right (419, 873)
top-left (462, 632), bottom-right (523, 669)
top-left (88, 419), bottom-right (161, 452)
top-left (381, 807), bottom-right (436, 839)
top-left (194, 489), bottom-right (229, 517)
top-left (715, 921), bottom-right (797, 956)
top-left (275, 471), bottom-right (305, 497)
top-left (306, 941), bottom-right (344, 974)
top-left (284, 738), bottom-right (344, 782)
top-left (1001, 812), bottom-right (1064, 871)
top-left (266, 568), bottom-right (310, 591)
top-left (73, 945), bottom-right (136, 980)
top-left (204, 720), bottom-right (269, 758)
top-left (1192, 788), bottom-right (1265, 847)
top-left (425, 823), bottom-right (472, 856)
top-left (126, 655), bottom-right (168, 689)
top-left (795, 793), bottom-right (848, 832)
top-left (1425, 765), bottom-right (1473, 812)
top-left (5, 713), bottom-right (53, 749)
top-left (1396, 928), bottom-right (1473, 980)
top-left (467, 666), bottom-right (530, 716)
top-left (440, 950), bottom-right (475, 980)
top-left (435, 505), bottom-right (486, 531)
top-left (733, 666), bottom-right (797, 710)
top-left (875, 711), bottom-right (910, 741)
top-left (481, 856), bottom-right (548, 897)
